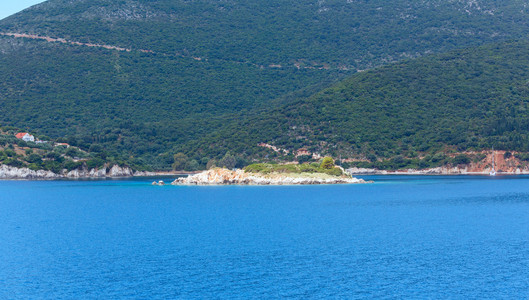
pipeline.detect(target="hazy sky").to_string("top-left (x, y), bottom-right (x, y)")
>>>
top-left (0, 0), bottom-right (47, 20)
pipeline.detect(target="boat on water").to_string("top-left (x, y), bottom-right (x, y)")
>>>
top-left (490, 148), bottom-right (496, 176)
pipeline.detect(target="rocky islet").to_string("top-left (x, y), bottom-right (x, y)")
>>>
top-left (171, 168), bottom-right (369, 185)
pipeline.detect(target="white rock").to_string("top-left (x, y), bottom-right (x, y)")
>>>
top-left (0, 165), bottom-right (59, 179)
top-left (108, 165), bottom-right (133, 177)
top-left (0, 164), bottom-right (135, 179)
top-left (171, 168), bottom-right (368, 185)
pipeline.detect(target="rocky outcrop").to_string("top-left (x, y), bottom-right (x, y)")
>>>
top-left (0, 165), bottom-right (58, 179)
top-left (108, 164), bottom-right (134, 177)
top-left (171, 168), bottom-right (369, 185)
top-left (0, 164), bottom-right (134, 179)
top-left (133, 171), bottom-right (158, 177)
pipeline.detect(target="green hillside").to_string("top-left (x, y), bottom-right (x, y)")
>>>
top-left (3, 0), bottom-right (529, 170)
top-left (0, 36), bottom-right (336, 170)
top-left (209, 40), bottom-right (529, 166)
top-left (4, 0), bottom-right (529, 70)
top-left (0, 126), bottom-right (122, 172)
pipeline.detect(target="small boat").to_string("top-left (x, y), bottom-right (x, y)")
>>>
top-left (489, 147), bottom-right (496, 176)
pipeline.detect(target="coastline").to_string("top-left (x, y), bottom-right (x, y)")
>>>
top-left (0, 164), bottom-right (198, 180)
top-left (346, 167), bottom-right (529, 175)
top-left (4, 164), bottom-right (529, 180)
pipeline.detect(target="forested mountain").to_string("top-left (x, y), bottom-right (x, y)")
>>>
top-left (211, 40), bottom-right (529, 165)
top-left (3, 0), bottom-right (529, 170)
top-left (4, 0), bottom-right (529, 70)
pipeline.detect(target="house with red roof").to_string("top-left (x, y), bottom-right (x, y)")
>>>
top-left (15, 132), bottom-right (35, 142)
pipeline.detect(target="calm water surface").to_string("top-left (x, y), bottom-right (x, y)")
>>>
top-left (1, 175), bottom-right (529, 298)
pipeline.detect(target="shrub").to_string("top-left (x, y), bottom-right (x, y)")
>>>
top-left (86, 158), bottom-right (105, 170)
top-left (516, 153), bottom-right (529, 161)
top-left (297, 155), bottom-right (312, 164)
top-left (299, 164), bottom-right (317, 173)
top-left (4, 149), bottom-right (16, 157)
top-left (46, 151), bottom-right (64, 163)
top-left (453, 154), bottom-right (471, 165)
top-left (28, 163), bottom-right (40, 171)
top-left (244, 163), bottom-right (268, 173)
top-left (43, 161), bottom-right (62, 173)
top-left (65, 147), bottom-right (81, 158)
top-left (5, 158), bottom-right (24, 168)
top-left (25, 154), bottom-right (42, 164)
top-left (366, 153), bottom-right (378, 162)
top-left (323, 167), bottom-right (343, 177)
top-left (64, 160), bottom-right (83, 171)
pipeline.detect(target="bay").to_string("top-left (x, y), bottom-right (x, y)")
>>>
top-left (1, 175), bottom-right (529, 298)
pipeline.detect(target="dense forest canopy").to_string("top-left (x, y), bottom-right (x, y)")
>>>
top-left (3, 0), bottom-right (529, 170)
top-left (234, 41), bottom-right (529, 160)
top-left (4, 0), bottom-right (529, 70)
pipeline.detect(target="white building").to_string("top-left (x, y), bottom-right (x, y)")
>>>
top-left (15, 132), bottom-right (35, 142)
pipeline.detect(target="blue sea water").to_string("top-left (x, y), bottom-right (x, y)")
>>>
top-left (1, 175), bottom-right (529, 298)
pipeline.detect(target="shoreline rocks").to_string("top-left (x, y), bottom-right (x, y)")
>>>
top-left (0, 165), bottom-right (58, 179)
top-left (171, 168), bottom-right (369, 185)
top-left (346, 167), bottom-right (529, 175)
top-left (0, 164), bottom-right (135, 179)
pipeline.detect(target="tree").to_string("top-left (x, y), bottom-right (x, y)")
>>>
top-left (65, 147), bottom-right (80, 158)
top-left (297, 155), bottom-right (312, 164)
top-left (46, 151), bottom-right (64, 163)
top-left (367, 153), bottom-right (378, 162)
top-left (186, 159), bottom-right (200, 171)
top-left (206, 159), bottom-right (218, 169)
top-left (320, 157), bottom-right (335, 169)
top-left (25, 153), bottom-right (42, 164)
top-left (89, 144), bottom-right (104, 153)
top-left (453, 154), bottom-right (471, 165)
top-left (219, 152), bottom-right (236, 169)
top-left (86, 158), bottom-right (105, 170)
top-left (172, 152), bottom-right (188, 170)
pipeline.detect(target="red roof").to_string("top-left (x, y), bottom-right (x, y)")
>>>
top-left (15, 132), bottom-right (28, 139)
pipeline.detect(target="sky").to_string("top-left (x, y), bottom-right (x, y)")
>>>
top-left (0, 0), bottom-right (47, 20)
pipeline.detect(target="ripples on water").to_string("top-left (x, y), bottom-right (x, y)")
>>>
top-left (1, 176), bottom-right (529, 298)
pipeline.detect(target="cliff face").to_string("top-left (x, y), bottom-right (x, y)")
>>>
top-left (171, 168), bottom-right (367, 185)
top-left (0, 164), bottom-right (134, 179)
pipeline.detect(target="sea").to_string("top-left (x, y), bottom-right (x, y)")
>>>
top-left (1, 175), bottom-right (528, 298)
